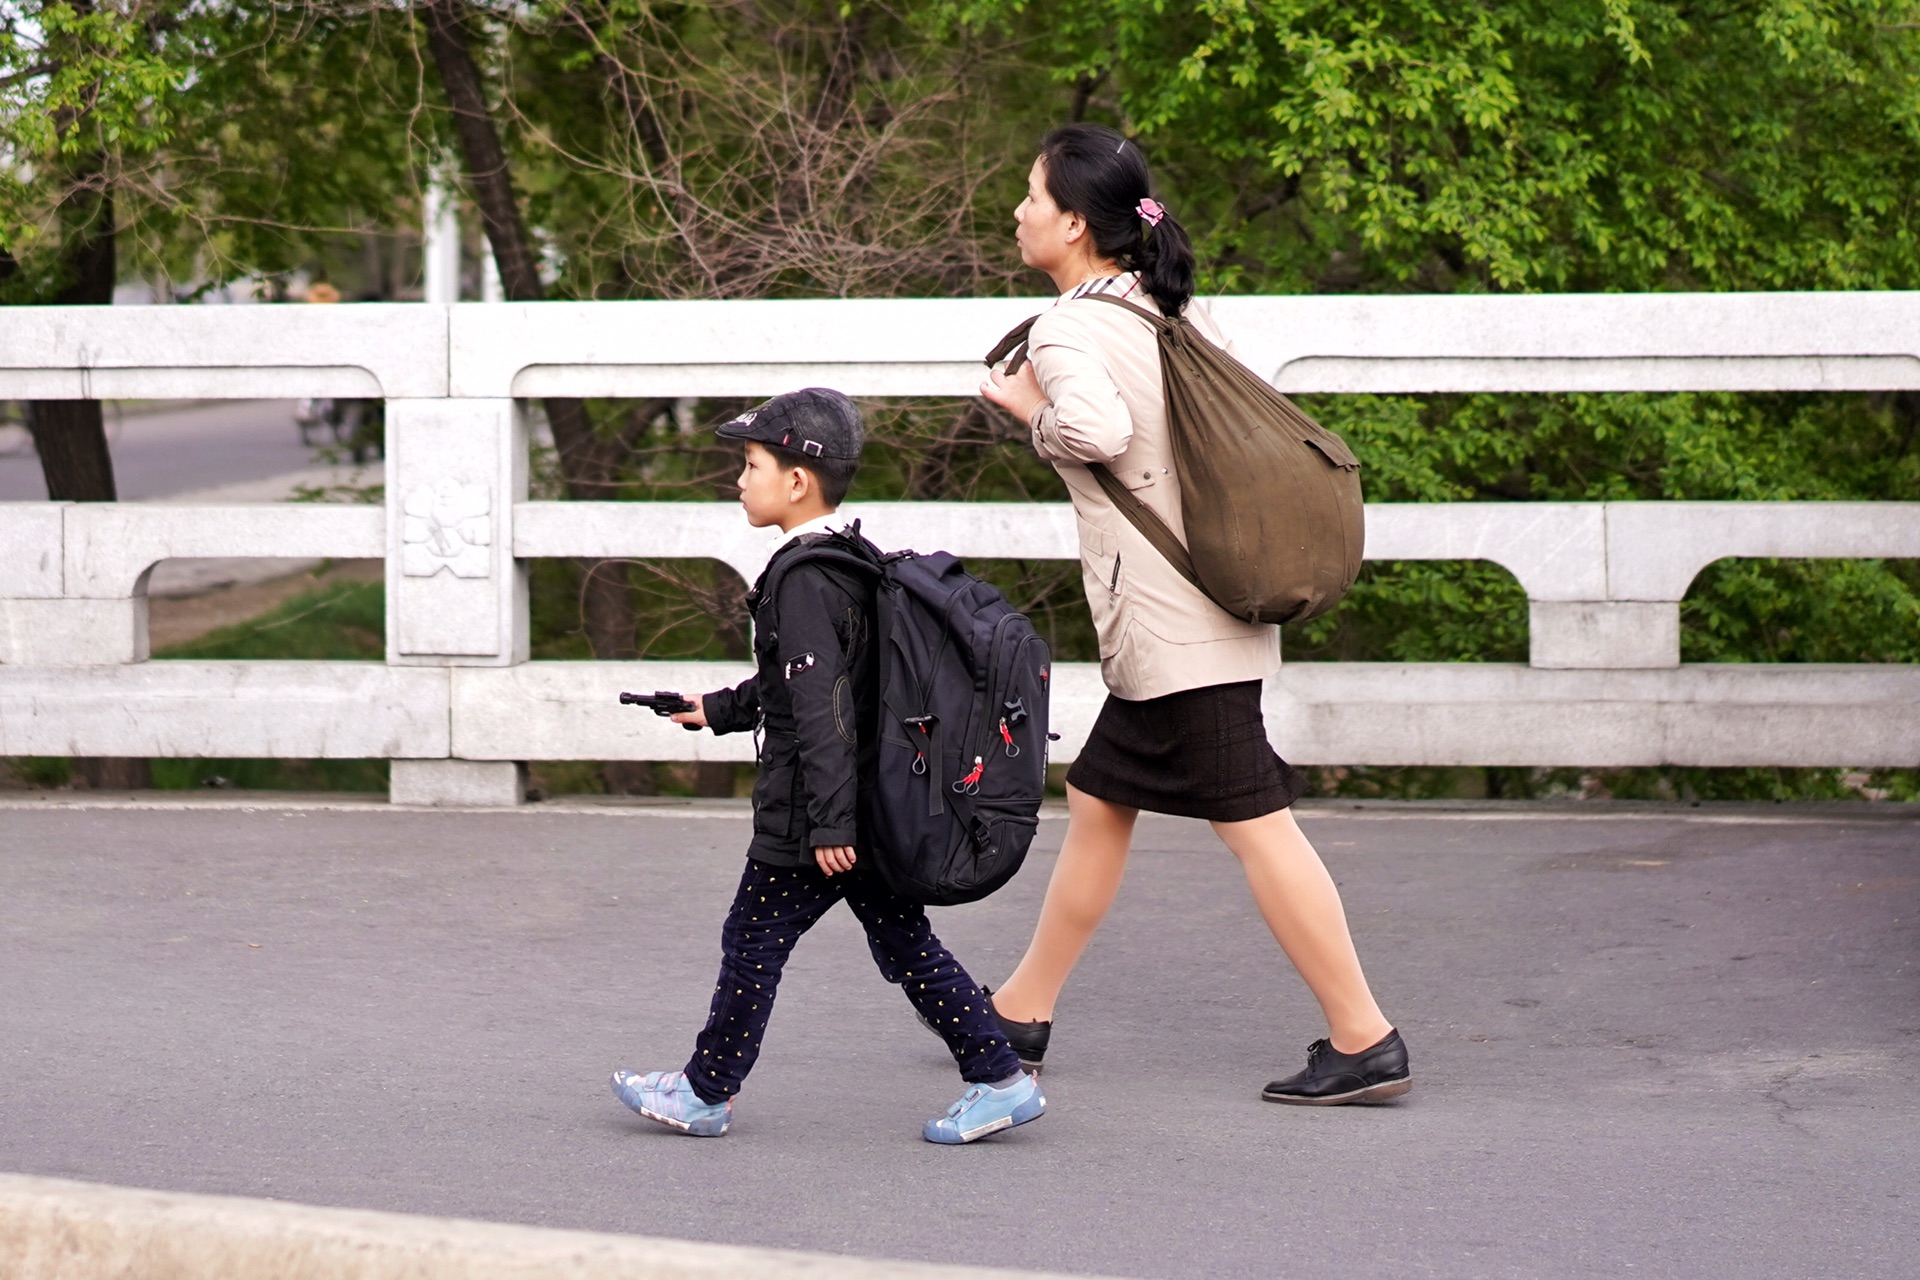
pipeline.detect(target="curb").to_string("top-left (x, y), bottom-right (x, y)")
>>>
top-left (0, 1173), bottom-right (1101, 1280)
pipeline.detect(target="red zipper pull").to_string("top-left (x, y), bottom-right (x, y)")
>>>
top-left (952, 756), bottom-right (985, 793)
top-left (999, 719), bottom-right (1014, 747)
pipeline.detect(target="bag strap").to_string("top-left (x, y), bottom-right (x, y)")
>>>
top-left (1085, 462), bottom-right (1214, 604)
top-left (1067, 294), bottom-right (1225, 609)
top-left (982, 292), bottom-right (1227, 611)
top-left (981, 293), bottom-right (1176, 371)
top-left (982, 315), bottom-right (1039, 374)
top-left (1073, 290), bottom-right (1175, 329)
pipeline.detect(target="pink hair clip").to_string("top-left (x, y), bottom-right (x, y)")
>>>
top-left (1136, 198), bottom-right (1166, 228)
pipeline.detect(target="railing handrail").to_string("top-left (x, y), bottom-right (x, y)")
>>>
top-left (9, 292), bottom-right (1920, 401)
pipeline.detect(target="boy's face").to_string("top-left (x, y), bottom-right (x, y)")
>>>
top-left (736, 441), bottom-right (807, 528)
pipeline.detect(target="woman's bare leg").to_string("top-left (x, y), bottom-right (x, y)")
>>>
top-left (990, 784), bottom-right (1139, 1023)
top-left (1211, 806), bottom-right (1393, 1054)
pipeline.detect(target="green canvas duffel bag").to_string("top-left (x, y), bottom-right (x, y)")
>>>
top-left (987, 293), bottom-right (1364, 626)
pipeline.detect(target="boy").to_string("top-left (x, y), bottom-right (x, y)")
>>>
top-left (610, 387), bottom-right (1045, 1144)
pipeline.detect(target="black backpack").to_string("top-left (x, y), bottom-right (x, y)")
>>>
top-left (763, 527), bottom-right (1052, 905)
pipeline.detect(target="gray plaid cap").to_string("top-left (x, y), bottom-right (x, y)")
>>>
top-left (715, 387), bottom-right (863, 463)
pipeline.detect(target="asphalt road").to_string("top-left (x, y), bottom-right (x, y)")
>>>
top-left (1, 800), bottom-right (1914, 1278)
top-left (0, 400), bottom-right (313, 501)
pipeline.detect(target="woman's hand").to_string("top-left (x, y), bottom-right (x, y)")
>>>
top-left (815, 845), bottom-right (857, 876)
top-left (670, 695), bottom-right (709, 729)
top-left (981, 362), bottom-right (1048, 426)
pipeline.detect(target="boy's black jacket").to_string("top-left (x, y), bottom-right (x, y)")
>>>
top-left (703, 527), bottom-right (881, 866)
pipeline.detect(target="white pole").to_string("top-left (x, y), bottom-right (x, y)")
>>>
top-left (423, 169), bottom-right (461, 304)
top-left (481, 249), bottom-right (504, 304)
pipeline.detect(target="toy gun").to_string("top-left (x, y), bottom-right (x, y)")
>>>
top-left (619, 690), bottom-right (702, 730)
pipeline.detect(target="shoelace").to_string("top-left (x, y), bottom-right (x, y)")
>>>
top-left (1305, 1039), bottom-right (1330, 1072)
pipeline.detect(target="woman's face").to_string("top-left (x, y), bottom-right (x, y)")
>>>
top-left (1014, 156), bottom-right (1085, 278)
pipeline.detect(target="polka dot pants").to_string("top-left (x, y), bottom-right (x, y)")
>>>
top-left (682, 858), bottom-right (1022, 1104)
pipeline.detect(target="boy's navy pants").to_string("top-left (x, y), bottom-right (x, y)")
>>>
top-left (683, 858), bottom-right (1022, 1104)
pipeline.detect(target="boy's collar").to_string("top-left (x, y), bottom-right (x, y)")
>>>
top-left (767, 511), bottom-right (850, 557)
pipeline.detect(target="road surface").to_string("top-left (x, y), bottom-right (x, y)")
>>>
top-left (1, 798), bottom-right (1914, 1278)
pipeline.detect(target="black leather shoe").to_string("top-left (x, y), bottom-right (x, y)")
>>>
top-left (982, 987), bottom-right (1050, 1077)
top-left (1261, 1029), bottom-right (1411, 1105)
top-left (922, 986), bottom-right (1050, 1076)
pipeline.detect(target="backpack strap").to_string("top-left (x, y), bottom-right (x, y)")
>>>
top-left (752, 528), bottom-right (882, 634)
top-left (772, 537), bottom-right (954, 814)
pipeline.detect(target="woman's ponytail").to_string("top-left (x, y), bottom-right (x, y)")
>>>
top-left (1130, 201), bottom-right (1196, 319)
top-left (1037, 124), bottom-right (1196, 316)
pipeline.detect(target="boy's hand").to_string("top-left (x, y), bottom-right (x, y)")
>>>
top-left (814, 845), bottom-right (856, 876)
top-left (670, 695), bottom-right (709, 729)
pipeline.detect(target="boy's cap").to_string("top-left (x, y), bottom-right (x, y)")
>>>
top-left (716, 387), bottom-right (863, 463)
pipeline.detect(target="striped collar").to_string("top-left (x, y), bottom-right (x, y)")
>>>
top-left (1057, 272), bottom-right (1142, 304)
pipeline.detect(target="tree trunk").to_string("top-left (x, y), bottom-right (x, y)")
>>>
top-left (72, 757), bottom-right (151, 791)
top-left (420, 2), bottom-right (602, 488)
top-left (25, 401), bottom-right (116, 501)
top-left (29, 169), bottom-right (117, 501)
top-left (420, 0), bottom-right (637, 659)
top-left (423, 1), bottom-right (649, 795)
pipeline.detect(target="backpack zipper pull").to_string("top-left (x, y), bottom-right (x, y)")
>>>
top-left (999, 718), bottom-right (1020, 759)
top-left (952, 756), bottom-right (985, 794)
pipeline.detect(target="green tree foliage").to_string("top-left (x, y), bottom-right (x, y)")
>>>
top-left (958, 0), bottom-right (1920, 292)
top-left (1, 3), bottom-right (420, 300)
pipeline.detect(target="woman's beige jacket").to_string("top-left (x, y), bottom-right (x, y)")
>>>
top-left (1022, 274), bottom-right (1281, 701)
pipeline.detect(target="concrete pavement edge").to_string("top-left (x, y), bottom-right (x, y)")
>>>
top-left (0, 1172), bottom-right (1104, 1280)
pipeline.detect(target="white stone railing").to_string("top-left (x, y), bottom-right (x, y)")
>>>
top-left (3, 295), bottom-right (1918, 804)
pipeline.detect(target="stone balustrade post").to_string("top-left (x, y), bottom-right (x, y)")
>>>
top-left (384, 397), bottom-right (530, 806)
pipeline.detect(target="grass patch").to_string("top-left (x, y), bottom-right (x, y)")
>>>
top-left (147, 757), bottom-right (388, 792)
top-left (0, 757), bottom-right (73, 789)
top-left (153, 578), bottom-right (384, 661)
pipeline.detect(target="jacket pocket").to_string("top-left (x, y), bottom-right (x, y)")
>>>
top-left (1075, 516), bottom-right (1130, 659)
top-left (752, 745), bottom-right (800, 838)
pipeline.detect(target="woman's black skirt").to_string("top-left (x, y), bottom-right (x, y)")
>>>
top-left (1064, 680), bottom-right (1308, 822)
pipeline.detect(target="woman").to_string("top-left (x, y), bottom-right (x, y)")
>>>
top-left (978, 123), bottom-right (1409, 1104)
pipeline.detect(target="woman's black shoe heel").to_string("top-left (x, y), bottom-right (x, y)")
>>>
top-left (916, 986), bottom-right (1053, 1077)
top-left (982, 986), bottom-right (1050, 1077)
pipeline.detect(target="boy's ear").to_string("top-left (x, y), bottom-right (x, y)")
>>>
top-left (787, 463), bottom-right (812, 503)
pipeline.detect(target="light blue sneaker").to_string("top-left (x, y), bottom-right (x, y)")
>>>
top-left (611, 1069), bottom-right (732, 1137)
top-left (923, 1074), bottom-right (1046, 1145)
